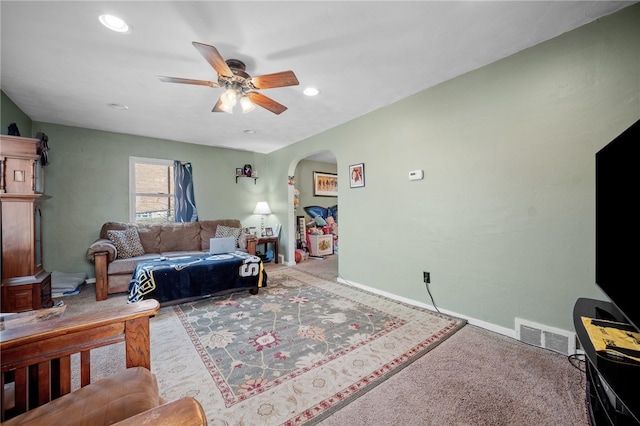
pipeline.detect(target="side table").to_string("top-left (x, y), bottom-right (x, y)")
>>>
top-left (257, 236), bottom-right (279, 263)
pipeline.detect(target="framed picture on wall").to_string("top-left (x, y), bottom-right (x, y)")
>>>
top-left (313, 171), bottom-right (338, 197)
top-left (349, 163), bottom-right (365, 188)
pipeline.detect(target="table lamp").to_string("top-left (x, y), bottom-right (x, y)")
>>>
top-left (253, 201), bottom-right (272, 237)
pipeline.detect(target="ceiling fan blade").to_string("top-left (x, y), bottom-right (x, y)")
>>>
top-left (158, 76), bottom-right (219, 87)
top-left (192, 42), bottom-right (233, 77)
top-left (251, 71), bottom-right (299, 89)
top-left (212, 96), bottom-right (227, 112)
top-left (247, 92), bottom-right (288, 115)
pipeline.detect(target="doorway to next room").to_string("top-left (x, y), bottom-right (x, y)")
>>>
top-left (289, 150), bottom-right (338, 270)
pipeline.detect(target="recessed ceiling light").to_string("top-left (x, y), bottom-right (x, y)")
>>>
top-left (303, 87), bottom-right (320, 96)
top-left (99, 14), bottom-right (130, 33)
top-left (243, 129), bottom-right (256, 134)
top-left (107, 103), bottom-right (128, 110)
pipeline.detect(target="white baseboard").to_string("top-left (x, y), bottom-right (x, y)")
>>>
top-left (337, 277), bottom-right (516, 340)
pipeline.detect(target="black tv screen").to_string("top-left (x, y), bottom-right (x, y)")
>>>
top-left (595, 119), bottom-right (640, 331)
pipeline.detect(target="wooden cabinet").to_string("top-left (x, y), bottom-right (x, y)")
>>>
top-left (0, 135), bottom-right (45, 195)
top-left (1, 135), bottom-right (52, 312)
top-left (308, 234), bottom-right (333, 257)
top-left (2, 272), bottom-right (52, 313)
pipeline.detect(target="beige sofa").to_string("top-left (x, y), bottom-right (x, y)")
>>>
top-left (86, 219), bottom-right (257, 301)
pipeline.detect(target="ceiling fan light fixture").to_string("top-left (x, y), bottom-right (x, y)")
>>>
top-left (240, 96), bottom-right (255, 113)
top-left (220, 88), bottom-right (237, 107)
top-left (98, 14), bottom-right (130, 33)
top-left (219, 102), bottom-right (234, 114)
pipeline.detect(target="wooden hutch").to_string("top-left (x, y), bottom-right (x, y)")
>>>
top-left (1, 134), bottom-right (52, 312)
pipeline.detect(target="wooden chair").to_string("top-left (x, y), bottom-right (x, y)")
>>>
top-left (1, 299), bottom-right (207, 425)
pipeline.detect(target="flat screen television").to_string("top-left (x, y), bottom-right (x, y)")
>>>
top-left (595, 118), bottom-right (640, 331)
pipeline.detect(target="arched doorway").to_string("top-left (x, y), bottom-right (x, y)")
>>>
top-left (286, 150), bottom-right (337, 267)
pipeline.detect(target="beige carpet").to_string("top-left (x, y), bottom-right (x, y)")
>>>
top-left (59, 254), bottom-right (588, 425)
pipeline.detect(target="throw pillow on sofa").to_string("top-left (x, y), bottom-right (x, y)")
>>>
top-left (107, 228), bottom-right (145, 259)
top-left (215, 225), bottom-right (242, 247)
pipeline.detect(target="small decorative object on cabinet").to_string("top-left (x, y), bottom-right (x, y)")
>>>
top-left (573, 298), bottom-right (639, 425)
top-left (1, 134), bottom-right (53, 312)
top-left (308, 234), bottom-right (333, 257)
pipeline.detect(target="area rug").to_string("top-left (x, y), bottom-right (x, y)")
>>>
top-left (149, 268), bottom-right (465, 425)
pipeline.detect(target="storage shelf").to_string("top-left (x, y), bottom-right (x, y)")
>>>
top-left (236, 175), bottom-right (258, 184)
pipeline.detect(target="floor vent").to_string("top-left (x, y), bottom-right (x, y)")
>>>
top-left (515, 318), bottom-right (576, 356)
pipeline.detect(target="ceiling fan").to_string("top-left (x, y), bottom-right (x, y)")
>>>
top-left (158, 42), bottom-right (299, 115)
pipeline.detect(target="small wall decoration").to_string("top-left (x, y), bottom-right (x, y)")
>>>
top-left (313, 171), bottom-right (338, 197)
top-left (243, 164), bottom-right (253, 177)
top-left (349, 163), bottom-right (365, 188)
top-left (236, 168), bottom-right (243, 176)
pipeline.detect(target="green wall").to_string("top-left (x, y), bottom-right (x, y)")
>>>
top-left (265, 5), bottom-right (639, 333)
top-left (1, 5), bottom-right (638, 335)
top-left (1, 91), bottom-right (32, 136)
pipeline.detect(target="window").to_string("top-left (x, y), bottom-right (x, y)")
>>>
top-left (130, 157), bottom-right (175, 224)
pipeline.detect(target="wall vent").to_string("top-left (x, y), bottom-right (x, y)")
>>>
top-left (515, 318), bottom-right (576, 356)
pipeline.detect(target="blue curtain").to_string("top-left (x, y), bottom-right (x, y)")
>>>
top-left (174, 161), bottom-right (199, 222)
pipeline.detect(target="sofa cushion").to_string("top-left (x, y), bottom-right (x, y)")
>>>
top-left (107, 229), bottom-right (145, 259)
top-left (2, 367), bottom-right (161, 426)
top-left (107, 254), bottom-right (162, 275)
top-left (158, 222), bottom-right (201, 252)
top-left (137, 225), bottom-right (163, 254)
top-left (99, 221), bottom-right (132, 239)
top-left (161, 251), bottom-right (208, 258)
top-left (215, 225), bottom-right (242, 246)
top-left (200, 219), bottom-right (242, 249)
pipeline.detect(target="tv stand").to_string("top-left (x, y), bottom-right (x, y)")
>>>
top-left (573, 298), bottom-right (639, 425)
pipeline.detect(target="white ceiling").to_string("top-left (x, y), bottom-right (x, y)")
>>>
top-left (1, 1), bottom-right (634, 163)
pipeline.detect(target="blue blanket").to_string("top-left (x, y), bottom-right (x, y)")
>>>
top-left (128, 252), bottom-right (266, 304)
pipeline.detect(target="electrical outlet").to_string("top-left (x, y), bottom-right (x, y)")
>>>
top-left (423, 271), bottom-right (430, 284)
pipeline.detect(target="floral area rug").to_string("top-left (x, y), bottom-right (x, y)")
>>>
top-left (150, 268), bottom-right (466, 425)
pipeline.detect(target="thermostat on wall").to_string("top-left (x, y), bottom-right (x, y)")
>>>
top-left (408, 170), bottom-right (424, 181)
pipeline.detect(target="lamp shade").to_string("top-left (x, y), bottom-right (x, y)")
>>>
top-left (253, 201), bottom-right (272, 215)
top-left (240, 96), bottom-right (256, 113)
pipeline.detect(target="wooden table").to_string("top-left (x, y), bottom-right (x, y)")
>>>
top-left (257, 236), bottom-right (279, 263)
